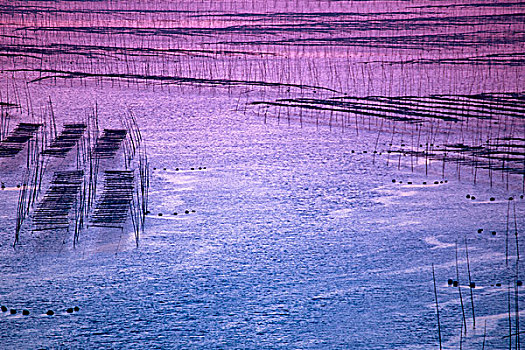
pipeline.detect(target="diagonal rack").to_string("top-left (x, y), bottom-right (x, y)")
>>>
top-left (0, 122), bottom-right (42, 157)
top-left (93, 129), bottom-right (127, 159)
top-left (42, 123), bottom-right (87, 157)
top-left (32, 170), bottom-right (84, 231)
top-left (90, 170), bottom-right (134, 229)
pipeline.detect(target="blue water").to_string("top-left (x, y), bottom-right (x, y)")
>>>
top-left (0, 0), bottom-right (524, 348)
top-left (0, 85), bottom-right (523, 349)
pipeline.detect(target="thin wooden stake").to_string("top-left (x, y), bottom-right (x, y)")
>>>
top-left (432, 263), bottom-right (443, 350)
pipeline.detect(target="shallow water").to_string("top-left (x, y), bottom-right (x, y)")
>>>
top-left (0, 1), bottom-right (524, 349)
top-left (0, 85), bottom-right (521, 349)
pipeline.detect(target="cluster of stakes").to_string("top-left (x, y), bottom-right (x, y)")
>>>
top-left (431, 188), bottom-right (523, 348)
top-left (256, 92), bottom-right (525, 192)
top-left (0, 103), bottom-right (149, 248)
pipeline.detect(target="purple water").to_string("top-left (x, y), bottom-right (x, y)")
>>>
top-left (0, 1), bottom-right (524, 349)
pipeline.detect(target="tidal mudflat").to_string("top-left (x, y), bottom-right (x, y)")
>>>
top-left (0, 1), bottom-right (524, 349)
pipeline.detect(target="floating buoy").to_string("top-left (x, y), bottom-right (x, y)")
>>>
top-left (453, 281), bottom-right (458, 287)
top-left (407, 182), bottom-right (412, 184)
top-left (509, 197), bottom-right (514, 201)
top-left (173, 212), bottom-right (178, 215)
top-left (392, 179), bottom-right (396, 183)
top-left (10, 309), bottom-right (16, 315)
top-left (351, 150), bottom-right (355, 153)
top-left (158, 213), bottom-right (163, 216)
top-left (198, 167), bottom-right (202, 170)
top-left (185, 210), bottom-right (189, 214)
top-left (469, 282), bottom-right (476, 288)
top-left (447, 279), bottom-right (453, 285)
top-left (467, 195), bottom-right (471, 199)
top-left (1, 306), bottom-right (7, 312)
top-left (191, 210), bottom-right (196, 213)
top-left (191, 167), bottom-right (195, 170)
top-left (46, 310), bottom-right (54, 316)
top-left (496, 283), bottom-right (502, 287)
top-left (203, 167), bottom-right (206, 169)
top-left (471, 196), bottom-right (476, 200)
top-left (434, 181), bottom-right (438, 184)
top-left (146, 210), bottom-right (150, 215)
top-left (490, 197), bottom-right (495, 201)
top-left (66, 308), bottom-right (74, 313)
top-left (478, 229), bottom-right (483, 233)
top-left (518, 281), bottom-right (523, 287)
top-left (74, 306), bottom-right (79, 312)
top-left (492, 231), bottom-right (497, 236)
top-left (363, 151), bottom-right (367, 154)
top-left (153, 167), bottom-right (157, 170)
top-left (22, 310), bottom-right (29, 316)
top-left (175, 168), bottom-right (179, 171)
top-left (422, 182), bottom-right (427, 185)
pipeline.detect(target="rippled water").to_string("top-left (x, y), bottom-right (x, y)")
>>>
top-left (0, 85), bottom-right (521, 349)
top-left (1, 1), bottom-right (524, 349)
